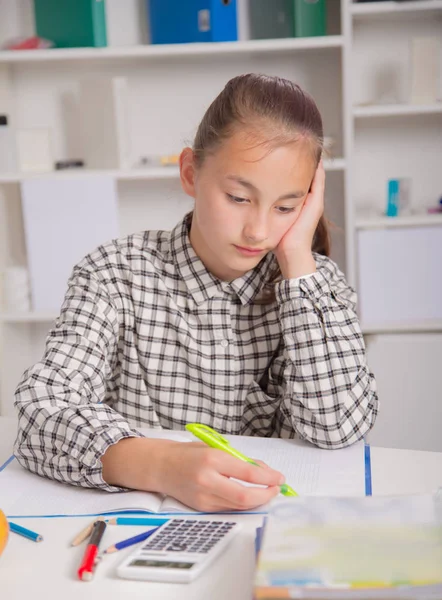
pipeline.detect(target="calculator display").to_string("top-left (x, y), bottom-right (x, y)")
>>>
top-left (129, 559), bottom-right (194, 570)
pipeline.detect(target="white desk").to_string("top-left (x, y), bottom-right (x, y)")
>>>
top-left (1, 417), bottom-right (441, 600)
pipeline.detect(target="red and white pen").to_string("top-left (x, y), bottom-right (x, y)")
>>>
top-left (77, 520), bottom-right (107, 581)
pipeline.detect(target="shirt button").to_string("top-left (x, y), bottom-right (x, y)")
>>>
top-left (219, 339), bottom-right (229, 348)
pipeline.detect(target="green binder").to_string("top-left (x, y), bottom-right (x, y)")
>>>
top-left (293, 0), bottom-right (327, 38)
top-left (248, 0), bottom-right (327, 40)
top-left (249, 0), bottom-right (294, 40)
top-left (33, 0), bottom-right (107, 48)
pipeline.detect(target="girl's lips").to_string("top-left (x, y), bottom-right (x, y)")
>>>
top-left (234, 245), bottom-right (265, 256)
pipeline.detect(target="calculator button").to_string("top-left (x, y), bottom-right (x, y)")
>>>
top-left (167, 543), bottom-right (188, 552)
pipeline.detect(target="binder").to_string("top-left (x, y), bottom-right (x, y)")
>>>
top-left (147, 0), bottom-right (238, 44)
top-left (78, 76), bottom-right (131, 170)
top-left (248, 0), bottom-right (326, 40)
top-left (249, 0), bottom-right (294, 40)
top-left (293, 0), bottom-right (327, 38)
top-left (21, 176), bottom-right (119, 312)
top-left (33, 0), bottom-right (107, 48)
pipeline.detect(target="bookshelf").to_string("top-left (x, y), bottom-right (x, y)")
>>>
top-left (0, 0), bottom-right (441, 452)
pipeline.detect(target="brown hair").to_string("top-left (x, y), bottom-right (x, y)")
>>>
top-left (192, 73), bottom-right (330, 300)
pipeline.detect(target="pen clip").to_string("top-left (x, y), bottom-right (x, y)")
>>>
top-left (185, 423), bottom-right (231, 449)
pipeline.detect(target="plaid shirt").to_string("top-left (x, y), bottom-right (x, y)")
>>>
top-left (14, 213), bottom-right (379, 491)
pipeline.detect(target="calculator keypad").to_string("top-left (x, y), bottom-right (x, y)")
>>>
top-left (141, 519), bottom-right (237, 554)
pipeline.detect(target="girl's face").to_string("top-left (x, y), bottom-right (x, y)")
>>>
top-left (180, 129), bottom-right (317, 281)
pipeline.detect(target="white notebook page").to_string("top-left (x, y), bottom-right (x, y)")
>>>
top-left (1, 430), bottom-right (366, 517)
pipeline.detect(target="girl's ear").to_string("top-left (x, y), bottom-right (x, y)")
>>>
top-left (179, 147), bottom-right (196, 198)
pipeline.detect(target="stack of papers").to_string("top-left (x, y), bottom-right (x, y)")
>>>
top-left (254, 494), bottom-right (442, 599)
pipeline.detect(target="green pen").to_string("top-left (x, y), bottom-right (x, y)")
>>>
top-left (185, 423), bottom-right (298, 497)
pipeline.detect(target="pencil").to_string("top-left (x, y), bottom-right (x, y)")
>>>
top-left (106, 516), bottom-right (169, 527)
top-left (8, 521), bottom-right (43, 543)
top-left (103, 526), bottom-right (160, 554)
top-left (71, 516), bottom-right (105, 547)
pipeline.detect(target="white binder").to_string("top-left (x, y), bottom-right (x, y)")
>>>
top-left (79, 76), bottom-right (131, 170)
top-left (21, 175), bottom-right (119, 311)
top-left (357, 225), bottom-right (442, 326)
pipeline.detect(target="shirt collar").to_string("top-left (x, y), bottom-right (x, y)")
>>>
top-left (168, 212), bottom-right (277, 306)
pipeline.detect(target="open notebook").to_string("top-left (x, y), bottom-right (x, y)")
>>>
top-left (1, 429), bottom-right (369, 518)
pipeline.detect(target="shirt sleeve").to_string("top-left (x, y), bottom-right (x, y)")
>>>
top-left (268, 254), bottom-right (379, 448)
top-left (13, 266), bottom-right (142, 491)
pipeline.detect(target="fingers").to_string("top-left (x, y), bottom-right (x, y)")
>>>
top-left (209, 473), bottom-right (281, 511)
top-left (312, 160), bottom-right (326, 193)
top-left (251, 459), bottom-right (268, 468)
top-left (213, 450), bottom-right (285, 487)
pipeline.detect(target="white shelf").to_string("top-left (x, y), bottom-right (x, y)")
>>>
top-left (351, 0), bottom-right (442, 17)
top-left (353, 103), bottom-right (442, 118)
top-left (362, 320), bottom-right (442, 334)
top-left (355, 213), bottom-right (442, 229)
top-left (0, 36), bottom-right (343, 64)
top-left (0, 312), bottom-right (58, 324)
top-left (0, 167), bottom-right (180, 184)
top-left (322, 158), bottom-right (347, 172)
top-left (0, 159), bottom-right (346, 185)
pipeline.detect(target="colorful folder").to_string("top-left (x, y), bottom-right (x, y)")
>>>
top-left (147, 0), bottom-right (238, 44)
top-left (33, 0), bottom-right (107, 48)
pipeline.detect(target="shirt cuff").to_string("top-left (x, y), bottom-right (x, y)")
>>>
top-left (275, 270), bottom-right (330, 304)
top-left (82, 428), bottom-right (145, 492)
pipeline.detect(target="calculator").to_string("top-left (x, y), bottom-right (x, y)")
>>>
top-left (116, 518), bottom-right (240, 583)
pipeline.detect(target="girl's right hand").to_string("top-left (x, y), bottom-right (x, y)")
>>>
top-left (156, 441), bottom-right (284, 512)
top-left (102, 437), bottom-right (284, 512)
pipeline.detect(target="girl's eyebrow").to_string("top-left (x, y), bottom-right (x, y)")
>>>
top-left (225, 175), bottom-right (306, 201)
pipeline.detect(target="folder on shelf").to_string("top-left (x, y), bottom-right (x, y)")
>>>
top-left (293, 0), bottom-right (327, 38)
top-left (147, 0), bottom-right (238, 44)
top-left (21, 175), bottom-right (119, 312)
top-left (248, 0), bottom-right (326, 40)
top-left (78, 76), bottom-right (131, 170)
top-left (249, 0), bottom-right (295, 40)
top-left (33, 0), bottom-right (107, 48)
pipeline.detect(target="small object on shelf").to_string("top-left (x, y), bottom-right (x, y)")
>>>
top-left (385, 177), bottom-right (411, 217)
top-left (135, 154), bottom-right (180, 168)
top-left (0, 115), bottom-right (18, 173)
top-left (55, 159), bottom-right (85, 170)
top-left (159, 154), bottom-right (180, 167)
top-left (0, 36), bottom-right (53, 51)
top-left (16, 128), bottom-right (53, 173)
top-left (410, 37), bottom-right (440, 105)
top-left (147, 0), bottom-right (238, 44)
top-left (33, 0), bottom-right (107, 48)
top-left (427, 197), bottom-right (442, 214)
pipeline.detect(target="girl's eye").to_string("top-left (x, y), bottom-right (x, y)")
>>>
top-left (276, 206), bottom-right (296, 214)
top-left (227, 193), bottom-right (248, 204)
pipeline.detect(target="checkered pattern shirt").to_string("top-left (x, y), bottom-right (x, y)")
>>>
top-left (14, 213), bottom-right (379, 491)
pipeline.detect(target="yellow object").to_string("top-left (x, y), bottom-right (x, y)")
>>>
top-left (0, 510), bottom-right (9, 556)
top-left (160, 154), bottom-right (180, 166)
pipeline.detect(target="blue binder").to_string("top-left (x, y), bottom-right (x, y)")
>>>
top-left (147, 0), bottom-right (238, 44)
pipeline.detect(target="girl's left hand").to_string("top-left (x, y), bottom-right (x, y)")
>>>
top-left (274, 161), bottom-right (325, 279)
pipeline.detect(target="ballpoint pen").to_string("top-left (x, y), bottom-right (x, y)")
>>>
top-left (185, 423), bottom-right (298, 497)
